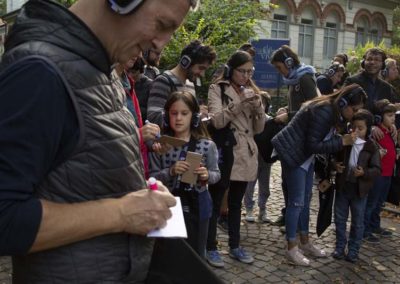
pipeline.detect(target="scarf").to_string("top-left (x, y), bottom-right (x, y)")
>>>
top-left (283, 63), bottom-right (316, 86)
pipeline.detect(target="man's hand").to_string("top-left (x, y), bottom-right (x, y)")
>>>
top-left (353, 166), bottom-right (364, 177)
top-left (335, 162), bottom-right (345, 173)
top-left (371, 126), bottom-right (384, 141)
top-left (140, 122), bottom-right (160, 142)
top-left (118, 182), bottom-right (176, 235)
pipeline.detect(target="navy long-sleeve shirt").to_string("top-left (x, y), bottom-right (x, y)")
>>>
top-left (0, 57), bottom-right (78, 255)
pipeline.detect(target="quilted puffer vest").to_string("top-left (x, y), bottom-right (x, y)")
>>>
top-left (1, 1), bottom-right (153, 282)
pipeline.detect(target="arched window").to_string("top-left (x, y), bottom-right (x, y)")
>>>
top-left (323, 12), bottom-right (339, 60)
top-left (356, 17), bottom-right (369, 46)
top-left (298, 7), bottom-right (315, 60)
top-left (271, 3), bottom-right (289, 38)
top-left (369, 20), bottom-right (383, 44)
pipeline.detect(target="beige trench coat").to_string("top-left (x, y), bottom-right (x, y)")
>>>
top-left (208, 81), bottom-right (265, 181)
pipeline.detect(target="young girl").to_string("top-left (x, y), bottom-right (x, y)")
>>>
top-left (364, 99), bottom-right (397, 243)
top-left (333, 109), bottom-right (381, 263)
top-left (149, 91), bottom-right (220, 258)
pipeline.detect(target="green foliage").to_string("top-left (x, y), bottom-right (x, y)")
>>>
top-left (55, 0), bottom-right (77, 8)
top-left (346, 41), bottom-right (400, 75)
top-left (160, 0), bottom-right (266, 99)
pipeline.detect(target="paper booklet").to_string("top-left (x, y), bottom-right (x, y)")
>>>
top-left (147, 197), bottom-right (187, 238)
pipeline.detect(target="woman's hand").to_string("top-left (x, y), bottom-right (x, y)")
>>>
top-left (194, 166), bottom-right (208, 181)
top-left (170, 161), bottom-right (190, 176)
top-left (342, 132), bottom-right (357, 146)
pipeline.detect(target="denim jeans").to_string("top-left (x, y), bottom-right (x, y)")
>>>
top-left (282, 162), bottom-right (314, 241)
top-left (364, 176), bottom-right (392, 237)
top-left (334, 182), bottom-right (367, 254)
top-left (244, 155), bottom-right (272, 211)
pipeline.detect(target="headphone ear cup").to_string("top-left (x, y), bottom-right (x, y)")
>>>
top-left (374, 114), bottom-right (382, 125)
top-left (381, 68), bottom-right (388, 78)
top-left (223, 64), bottom-right (231, 79)
top-left (180, 55), bottom-right (192, 69)
top-left (327, 68), bottom-right (335, 77)
top-left (338, 97), bottom-right (348, 109)
top-left (381, 61), bottom-right (387, 71)
top-left (361, 59), bottom-right (365, 69)
top-left (108, 0), bottom-right (144, 15)
top-left (284, 57), bottom-right (294, 69)
top-left (192, 112), bottom-right (201, 128)
top-left (162, 111), bottom-right (169, 128)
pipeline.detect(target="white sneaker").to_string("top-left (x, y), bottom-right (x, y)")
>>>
top-left (299, 242), bottom-right (327, 258)
top-left (258, 209), bottom-right (272, 223)
top-left (245, 208), bottom-right (255, 222)
top-left (286, 246), bottom-right (310, 266)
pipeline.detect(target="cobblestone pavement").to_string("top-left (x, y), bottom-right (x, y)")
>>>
top-left (1, 163), bottom-right (399, 283)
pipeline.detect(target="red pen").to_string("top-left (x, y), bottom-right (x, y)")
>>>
top-left (148, 177), bottom-right (158, 191)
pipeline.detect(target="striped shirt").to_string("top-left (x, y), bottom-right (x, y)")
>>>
top-left (147, 70), bottom-right (195, 126)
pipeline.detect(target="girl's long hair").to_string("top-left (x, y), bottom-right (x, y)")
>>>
top-left (163, 91), bottom-right (210, 140)
top-left (304, 83), bottom-right (367, 127)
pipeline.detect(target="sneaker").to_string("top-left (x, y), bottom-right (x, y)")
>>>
top-left (332, 249), bottom-right (345, 260)
top-left (258, 209), bottom-right (272, 223)
top-left (217, 216), bottom-right (228, 232)
top-left (273, 215), bottom-right (285, 227)
top-left (299, 242), bottom-right (327, 258)
top-left (372, 227), bottom-right (393, 237)
top-left (286, 246), bottom-right (310, 266)
top-left (364, 235), bottom-right (380, 243)
top-left (206, 250), bottom-right (224, 268)
top-left (345, 251), bottom-right (359, 263)
top-left (229, 247), bottom-right (254, 264)
top-left (245, 208), bottom-right (256, 222)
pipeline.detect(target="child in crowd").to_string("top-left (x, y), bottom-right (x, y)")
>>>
top-left (333, 109), bottom-right (381, 263)
top-left (244, 92), bottom-right (282, 223)
top-left (149, 91), bottom-right (220, 258)
top-left (364, 99), bottom-right (397, 243)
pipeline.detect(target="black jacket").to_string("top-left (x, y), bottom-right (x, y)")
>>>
top-left (344, 71), bottom-right (399, 110)
top-left (272, 103), bottom-right (343, 168)
top-left (335, 140), bottom-right (381, 198)
top-left (254, 117), bottom-right (283, 163)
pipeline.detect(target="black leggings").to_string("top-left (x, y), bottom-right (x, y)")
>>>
top-left (207, 180), bottom-right (248, 250)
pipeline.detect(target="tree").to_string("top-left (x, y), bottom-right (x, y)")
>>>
top-left (159, 0), bottom-right (266, 98)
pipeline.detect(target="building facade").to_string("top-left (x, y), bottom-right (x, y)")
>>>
top-left (259, 0), bottom-right (400, 70)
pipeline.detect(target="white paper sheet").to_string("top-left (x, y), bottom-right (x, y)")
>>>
top-left (147, 197), bottom-right (187, 238)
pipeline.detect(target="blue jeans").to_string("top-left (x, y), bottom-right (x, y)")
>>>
top-left (334, 182), bottom-right (367, 254)
top-left (282, 162), bottom-right (314, 241)
top-left (244, 155), bottom-right (272, 211)
top-left (364, 176), bottom-right (392, 237)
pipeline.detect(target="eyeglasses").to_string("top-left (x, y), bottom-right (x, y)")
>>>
top-left (235, 68), bottom-right (255, 76)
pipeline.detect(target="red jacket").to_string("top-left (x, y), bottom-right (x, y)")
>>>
top-left (377, 125), bottom-right (396, 176)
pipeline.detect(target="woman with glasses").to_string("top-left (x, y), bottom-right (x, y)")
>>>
top-left (205, 51), bottom-right (265, 267)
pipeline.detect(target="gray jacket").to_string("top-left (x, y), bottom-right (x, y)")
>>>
top-left (2, 1), bottom-right (152, 283)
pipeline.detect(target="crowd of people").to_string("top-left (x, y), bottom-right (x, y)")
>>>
top-left (1, 0), bottom-right (400, 282)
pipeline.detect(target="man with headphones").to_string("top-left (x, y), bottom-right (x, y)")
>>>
top-left (147, 40), bottom-right (216, 127)
top-left (317, 61), bottom-right (345, 95)
top-left (143, 48), bottom-right (161, 79)
top-left (0, 0), bottom-right (198, 282)
top-left (344, 48), bottom-right (398, 111)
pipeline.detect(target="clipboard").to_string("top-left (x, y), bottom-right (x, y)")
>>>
top-left (157, 135), bottom-right (187, 147)
top-left (181, 151), bottom-right (202, 185)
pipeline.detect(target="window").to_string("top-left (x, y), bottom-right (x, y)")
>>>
top-left (323, 22), bottom-right (337, 59)
top-left (271, 14), bottom-right (288, 38)
top-left (355, 17), bottom-right (368, 46)
top-left (369, 21), bottom-right (383, 44)
top-left (298, 19), bottom-right (314, 58)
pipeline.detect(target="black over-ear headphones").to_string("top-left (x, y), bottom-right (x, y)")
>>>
top-left (107, 0), bottom-right (144, 15)
top-left (327, 62), bottom-right (345, 77)
top-left (338, 86), bottom-right (366, 109)
top-left (180, 43), bottom-right (203, 70)
top-left (163, 111), bottom-right (201, 128)
top-left (280, 48), bottom-right (294, 69)
top-left (361, 49), bottom-right (387, 70)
